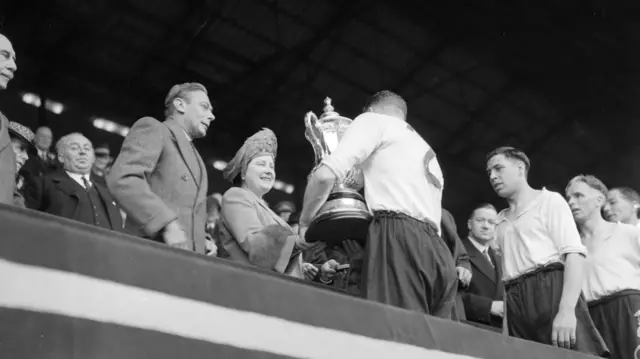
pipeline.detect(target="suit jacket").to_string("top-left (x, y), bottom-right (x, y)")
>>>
top-left (441, 209), bottom-right (471, 270)
top-left (441, 208), bottom-right (470, 321)
top-left (0, 111), bottom-right (16, 205)
top-left (20, 151), bottom-right (58, 178)
top-left (461, 236), bottom-right (504, 328)
top-left (107, 117), bottom-right (208, 254)
top-left (217, 186), bottom-right (303, 278)
top-left (90, 171), bottom-right (107, 187)
top-left (24, 170), bottom-right (123, 231)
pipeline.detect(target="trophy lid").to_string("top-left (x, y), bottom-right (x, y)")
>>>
top-left (319, 97), bottom-right (351, 123)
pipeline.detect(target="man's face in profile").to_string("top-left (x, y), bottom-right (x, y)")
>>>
top-left (0, 35), bottom-right (17, 90)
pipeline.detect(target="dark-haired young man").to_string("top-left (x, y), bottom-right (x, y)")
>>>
top-left (486, 146), bottom-right (608, 356)
top-left (299, 90), bottom-right (457, 318)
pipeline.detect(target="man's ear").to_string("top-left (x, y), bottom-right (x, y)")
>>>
top-left (57, 153), bottom-right (64, 164)
top-left (173, 97), bottom-right (187, 114)
top-left (596, 193), bottom-right (607, 208)
top-left (517, 161), bottom-right (526, 177)
top-left (467, 219), bottom-right (472, 232)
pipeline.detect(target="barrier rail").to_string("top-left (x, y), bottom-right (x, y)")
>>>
top-left (0, 205), bottom-right (594, 358)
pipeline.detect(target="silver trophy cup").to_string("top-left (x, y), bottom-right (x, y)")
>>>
top-left (304, 97), bottom-right (372, 246)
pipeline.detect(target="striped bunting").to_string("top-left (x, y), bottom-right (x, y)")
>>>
top-left (0, 258), bottom-right (478, 359)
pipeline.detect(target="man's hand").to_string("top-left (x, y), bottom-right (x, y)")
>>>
top-left (163, 220), bottom-right (189, 250)
top-left (205, 239), bottom-right (218, 257)
top-left (456, 266), bottom-right (472, 287)
top-left (551, 308), bottom-right (577, 349)
top-left (302, 262), bottom-right (318, 281)
top-left (320, 259), bottom-right (340, 282)
top-left (490, 301), bottom-right (504, 317)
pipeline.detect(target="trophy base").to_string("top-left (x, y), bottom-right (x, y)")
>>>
top-left (305, 189), bottom-right (372, 247)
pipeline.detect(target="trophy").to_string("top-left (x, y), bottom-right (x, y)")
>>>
top-left (303, 97), bottom-right (372, 247)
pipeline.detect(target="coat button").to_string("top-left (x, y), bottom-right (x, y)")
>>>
top-left (181, 174), bottom-right (188, 181)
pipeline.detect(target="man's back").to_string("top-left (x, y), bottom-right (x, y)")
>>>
top-left (359, 114), bottom-right (444, 227)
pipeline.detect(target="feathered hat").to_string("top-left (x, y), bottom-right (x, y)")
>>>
top-left (223, 128), bottom-right (278, 183)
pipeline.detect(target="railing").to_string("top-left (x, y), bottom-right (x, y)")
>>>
top-left (0, 204), bottom-right (594, 359)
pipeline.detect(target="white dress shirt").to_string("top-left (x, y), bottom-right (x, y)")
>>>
top-left (66, 171), bottom-right (92, 189)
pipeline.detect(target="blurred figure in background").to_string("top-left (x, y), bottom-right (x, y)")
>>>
top-left (21, 126), bottom-right (58, 178)
top-left (274, 201), bottom-right (296, 222)
top-left (205, 193), bottom-right (222, 257)
top-left (603, 187), bottom-right (640, 227)
top-left (91, 143), bottom-right (113, 186)
top-left (8, 122), bottom-right (35, 207)
top-left (0, 33), bottom-right (18, 204)
top-left (287, 212), bottom-right (300, 234)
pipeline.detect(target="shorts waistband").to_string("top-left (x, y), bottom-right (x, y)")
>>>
top-left (588, 289), bottom-right (640, 307)
top-left (373, 210), bottom-right (438, 233)
top-left (504, 262), bottom-right (564, 290)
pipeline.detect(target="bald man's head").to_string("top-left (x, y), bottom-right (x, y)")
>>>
top-left (363, 90), bottom-right (407, 120)
top-left (0, 34), bottom-right (17, 90)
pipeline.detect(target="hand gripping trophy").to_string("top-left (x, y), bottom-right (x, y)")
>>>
top-left (303, 97), bottom-right (372, 246)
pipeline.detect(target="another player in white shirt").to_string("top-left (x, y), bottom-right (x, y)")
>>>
top-left (487, 146), bottom-right (607, 356)
top-left (566, 174), bottom-right (640, 359)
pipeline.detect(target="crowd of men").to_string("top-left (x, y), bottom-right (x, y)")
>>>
top-left (1, 31), bottom-right (639, 358)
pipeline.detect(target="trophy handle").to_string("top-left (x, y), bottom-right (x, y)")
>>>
top-left (304, 111), bottom-right (329, 167)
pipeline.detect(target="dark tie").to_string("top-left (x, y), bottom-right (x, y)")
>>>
top-left (81, 176), bottom-right (92, 191)
top-left (484, 248), bottom-right (494, 268)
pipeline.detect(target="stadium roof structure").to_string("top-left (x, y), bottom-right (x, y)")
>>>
top-left (2, 0), bottom-right (640, 219)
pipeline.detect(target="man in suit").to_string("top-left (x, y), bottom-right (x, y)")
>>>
top-left (20, 126), bottom-right (58, 179)
top-left (461, 203), bottom-right (504, 329)
top-left (107, 82), bottom-right (214, 254)
top-left (90, 143), bottom-right (112, 186)
top-left (25, 133), bottom-right (123, 232)
top-left (0, 33), bottom-right (18, 204)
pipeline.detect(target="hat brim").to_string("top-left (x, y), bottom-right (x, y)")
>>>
top-left (8, 129), bottom-right (37, 154)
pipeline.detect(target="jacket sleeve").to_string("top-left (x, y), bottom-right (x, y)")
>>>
top-left (107, 117), bottom-right (176, 236)
top-left (462, 292), bottom-right (494, 325)
top-left (0, 112), bottom-right (16, 205)
top-left (23, 174), bottom-right (46, 211)
top-left (441, 209), bottom-right (471, 270)
top-left (221, 188), bottom-right (296, 272)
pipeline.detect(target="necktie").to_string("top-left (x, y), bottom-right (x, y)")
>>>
top-left (81, 176), bottom-right (92, 191)
top-left (484, 248), bottom-right (494, 268)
